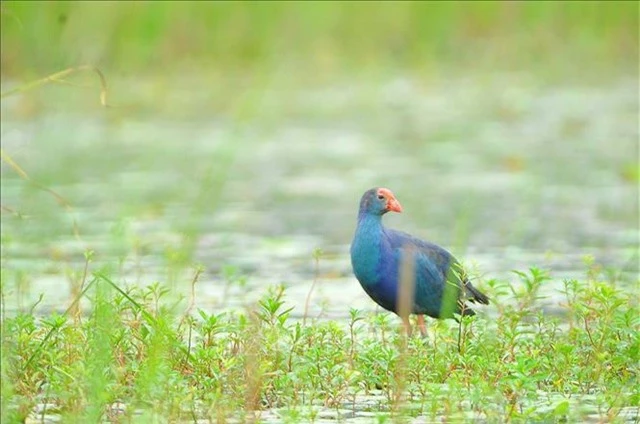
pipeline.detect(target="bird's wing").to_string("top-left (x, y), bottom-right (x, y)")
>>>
top-left (385, 229), bottom-right (456, 278)
top-left (386, 229), bottom-right (466, 317)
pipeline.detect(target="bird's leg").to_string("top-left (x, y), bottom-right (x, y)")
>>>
top-left (417, 314), bottom-right (427, 338)
top-left (401, 315), bottom-right (412, 338)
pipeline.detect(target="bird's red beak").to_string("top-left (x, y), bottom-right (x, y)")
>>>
top-left (387, 197), bottom-right (403, 213)
top-left (378, 188), bottom-right (403, 213)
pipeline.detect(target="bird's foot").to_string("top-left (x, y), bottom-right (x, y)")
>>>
top-left (417, 314), bottom-right (428, 339)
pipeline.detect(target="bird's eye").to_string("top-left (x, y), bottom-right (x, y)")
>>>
top-left (377, 194), bottom-right (385, 200)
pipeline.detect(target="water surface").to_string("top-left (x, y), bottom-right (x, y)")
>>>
top-left (1, 74), bottom-right (638, 317)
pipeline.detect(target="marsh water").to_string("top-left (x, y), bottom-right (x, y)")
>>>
top-left (2, 73), bottom-right (639, 423)
top-left (1, 73), bottom-right (639, 318)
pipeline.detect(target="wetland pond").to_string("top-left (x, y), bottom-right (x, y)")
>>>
top-left (1, 73), bottom-right (638, 423)
top-left (2, 74), bottom-right (637, 317)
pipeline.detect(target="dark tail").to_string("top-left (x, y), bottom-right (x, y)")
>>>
top-left (460, 305), bottom-right (476, 316)
top-left (454, 301), bottom-right (476, 322)
top-left (465, 281), bottom-right (490, 305)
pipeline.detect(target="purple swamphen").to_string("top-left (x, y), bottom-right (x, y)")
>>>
top-left (350, 187), bottom-right (489, 336)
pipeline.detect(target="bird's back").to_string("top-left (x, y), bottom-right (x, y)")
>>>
top-left (385, 228), bottom-right (489, 318)
top-left (385, 228), bottom-right (455, 273)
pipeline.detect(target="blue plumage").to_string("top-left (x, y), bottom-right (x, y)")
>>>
top-left (350, 187), bottom-right (489, 335)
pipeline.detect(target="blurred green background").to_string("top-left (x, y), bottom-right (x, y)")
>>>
top-left (1, 1), bottom-right (637, 79)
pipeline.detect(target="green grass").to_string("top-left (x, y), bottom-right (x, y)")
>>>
top-left (1, 261), bottom-right (638, 423)
top-left (1, 1), bottom-right (637, 80)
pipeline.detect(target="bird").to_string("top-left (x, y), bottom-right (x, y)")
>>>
top-left (350, 187), bottom-right (489, 337)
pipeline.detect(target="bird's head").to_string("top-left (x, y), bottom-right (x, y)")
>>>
top-left (359, 187), bottom-right (403, 216)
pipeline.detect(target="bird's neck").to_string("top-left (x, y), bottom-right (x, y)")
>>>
top-left (352, 213), bottom-right (387, 283)
top-left (356, 211), bottom-right (383, 235)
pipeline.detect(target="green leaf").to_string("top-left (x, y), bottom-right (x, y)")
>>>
top-left (554, 400), bottom-right (570, 416)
